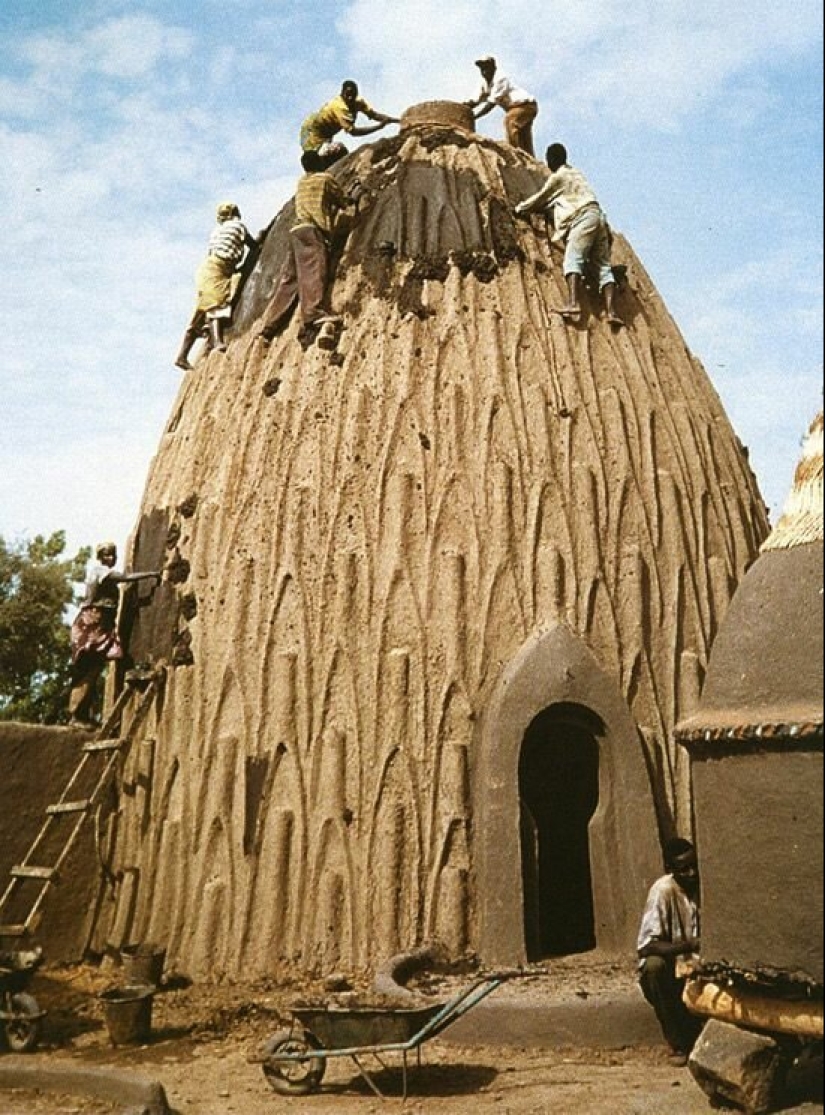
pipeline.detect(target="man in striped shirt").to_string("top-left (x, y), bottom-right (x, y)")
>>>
top-left (300, 80), bottom-right (398, 154)
top-left (257, 150), bottom-right (358, 344)
top-left (174, 202), bottom-right (256, 370)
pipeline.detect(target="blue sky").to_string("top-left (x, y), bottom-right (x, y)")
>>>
top-left (0, 0), bottom-right (822, 561)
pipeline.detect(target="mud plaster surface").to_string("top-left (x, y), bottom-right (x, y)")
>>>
top-left (111, 119), bottom-right (769, 979)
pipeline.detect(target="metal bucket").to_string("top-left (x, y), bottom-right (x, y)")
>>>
top-left (99, 984), bottom-right (155, 1045)
top-left (120, 943), bottom-right (166, 987)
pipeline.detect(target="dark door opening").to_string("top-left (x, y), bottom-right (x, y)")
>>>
top-left (519, 703), bottom-right (602, 959)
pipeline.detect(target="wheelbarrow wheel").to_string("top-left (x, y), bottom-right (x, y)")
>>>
top-left (261, 1028), bottom-right (326, 1096)
top-left (5, 992), bottom-right (42, 1052)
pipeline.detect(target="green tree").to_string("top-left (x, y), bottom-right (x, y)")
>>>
top-left (0, 531), bottom-right (91, 724)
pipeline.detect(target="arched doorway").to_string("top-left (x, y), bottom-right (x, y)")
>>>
top-left (477, 625), bottom-right (661, 966)
top-left (519, 703), bottom-right (602, 959)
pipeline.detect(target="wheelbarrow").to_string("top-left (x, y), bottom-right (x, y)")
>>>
top-left (0, 947), bottom-right (46, 1053)
top-left (250, 969), bottom-right (540, 1100)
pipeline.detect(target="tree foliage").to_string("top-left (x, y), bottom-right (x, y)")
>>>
top-left (0, 532), bottom-right (91, 724)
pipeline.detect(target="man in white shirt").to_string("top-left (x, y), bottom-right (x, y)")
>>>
top-left (68, 543), bottom-right (161, 727)
top-left (637, 838), bottom-right (702, 1063)
top-left (467, 55), bottom-right (538, 155)
top-left (515, 143), bottom-right (624, 327)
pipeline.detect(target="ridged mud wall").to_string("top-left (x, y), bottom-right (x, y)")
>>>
top-left (101, 120), bottom-right (768, 977)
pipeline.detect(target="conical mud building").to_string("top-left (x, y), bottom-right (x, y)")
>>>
top-left (104, 103), bottom-right (768, 977)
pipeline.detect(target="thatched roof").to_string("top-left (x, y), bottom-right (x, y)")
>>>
top-left (762, 411), bottom-right (823, 552)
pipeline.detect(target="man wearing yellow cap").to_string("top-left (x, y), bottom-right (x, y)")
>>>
top-left (466, 56), bottom-right (538, 155)
top-left (174, 202), bottom-right (257, 370)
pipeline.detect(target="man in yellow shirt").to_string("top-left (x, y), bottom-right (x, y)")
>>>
top-left (300, 80), bottom-right (398, 154)
top-left (257, 149), bottom-right (358, 344)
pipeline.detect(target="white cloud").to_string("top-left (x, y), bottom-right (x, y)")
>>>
top-left (0, 429), bottom-right (165, 559)
top-left (86, 15), bottom-right (194, 78)
top-left (17, 14), bottom-right (194, 88)
top-left (340, 0), bottom-right (822, 130)
top-left (0, 8), bottom-right (293, 558)
top-left (0, 1), bottom-right (821, 552)
top-left (674, 242), bottom-right (823, 516)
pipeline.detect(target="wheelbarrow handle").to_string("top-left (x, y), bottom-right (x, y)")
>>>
top-left (482, 966), bottom-right (551, 981)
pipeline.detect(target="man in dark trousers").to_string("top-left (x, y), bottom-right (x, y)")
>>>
top-left (257, 149), bottom-right (358, 347)
top-left (637, 837), bottom-right (703, 1064)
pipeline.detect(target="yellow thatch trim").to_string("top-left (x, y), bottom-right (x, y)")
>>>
top-left (762, 411), bottom-right (823, 551)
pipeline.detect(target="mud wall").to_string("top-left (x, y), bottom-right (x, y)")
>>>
top-left (692, 746), bottom-right (824, 983)
top-left (0, 723), bottom-right (101, 961)
top-left (106, 122), bottom-right (768, 977)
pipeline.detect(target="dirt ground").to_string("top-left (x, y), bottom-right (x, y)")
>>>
top-left (2, 959), bottom-right (822, 1114)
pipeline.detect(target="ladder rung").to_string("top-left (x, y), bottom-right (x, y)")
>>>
top-left (83, 738), bottom-right (123, 753)
top-left (0, 925), bottom-right (29, 938)
top-left (46, 800), bottom-right (90, 815)
top-left (10, 866), bottom-right (56, 881)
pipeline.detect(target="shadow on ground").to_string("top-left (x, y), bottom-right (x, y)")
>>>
top-left (317, 1062), bottom-right (498, 1099)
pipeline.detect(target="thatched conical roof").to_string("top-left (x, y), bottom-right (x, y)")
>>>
top-left (762, 411), bottom-right (823, 552)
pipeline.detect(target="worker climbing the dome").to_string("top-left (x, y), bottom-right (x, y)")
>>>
top-left (466, 55), bottom-right (539, 155)
top-left (174, 202), bottom-right (257, 371)
top-left (68, 543), bottom-right (162, 728)
top-left (515, 143), bottom-right (625, 328)
top-left (300, 79), bottom-right (399, 155)
top-left (257, 148), bottom-right (362, 349)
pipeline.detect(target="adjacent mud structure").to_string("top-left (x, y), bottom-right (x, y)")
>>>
top-left (679, 412), bottom-right (824, 986)
top-left (104, 103), bottom-right (767, 977)
top-left (0, 723), bottom-right (101, 961)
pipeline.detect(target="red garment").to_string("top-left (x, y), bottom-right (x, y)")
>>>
top-left (70, 606), bottom-right (124, 665)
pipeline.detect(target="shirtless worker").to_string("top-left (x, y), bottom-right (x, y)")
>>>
top-left (300, 80), bottom-right (398, 156)
top-left (515, 143), bottom-right (624, 327)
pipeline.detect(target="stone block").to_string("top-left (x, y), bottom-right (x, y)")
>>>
top-left (689, 1018), bottom-right (786, 1114)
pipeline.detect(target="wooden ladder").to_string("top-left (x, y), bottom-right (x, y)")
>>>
top-left (0, 671), bottom-right (161, 943)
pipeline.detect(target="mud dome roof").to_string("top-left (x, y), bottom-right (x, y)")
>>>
top-left (123, 103), bottom-right (769, 977)
top-left (677, 412), bottom-right (824, 746)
